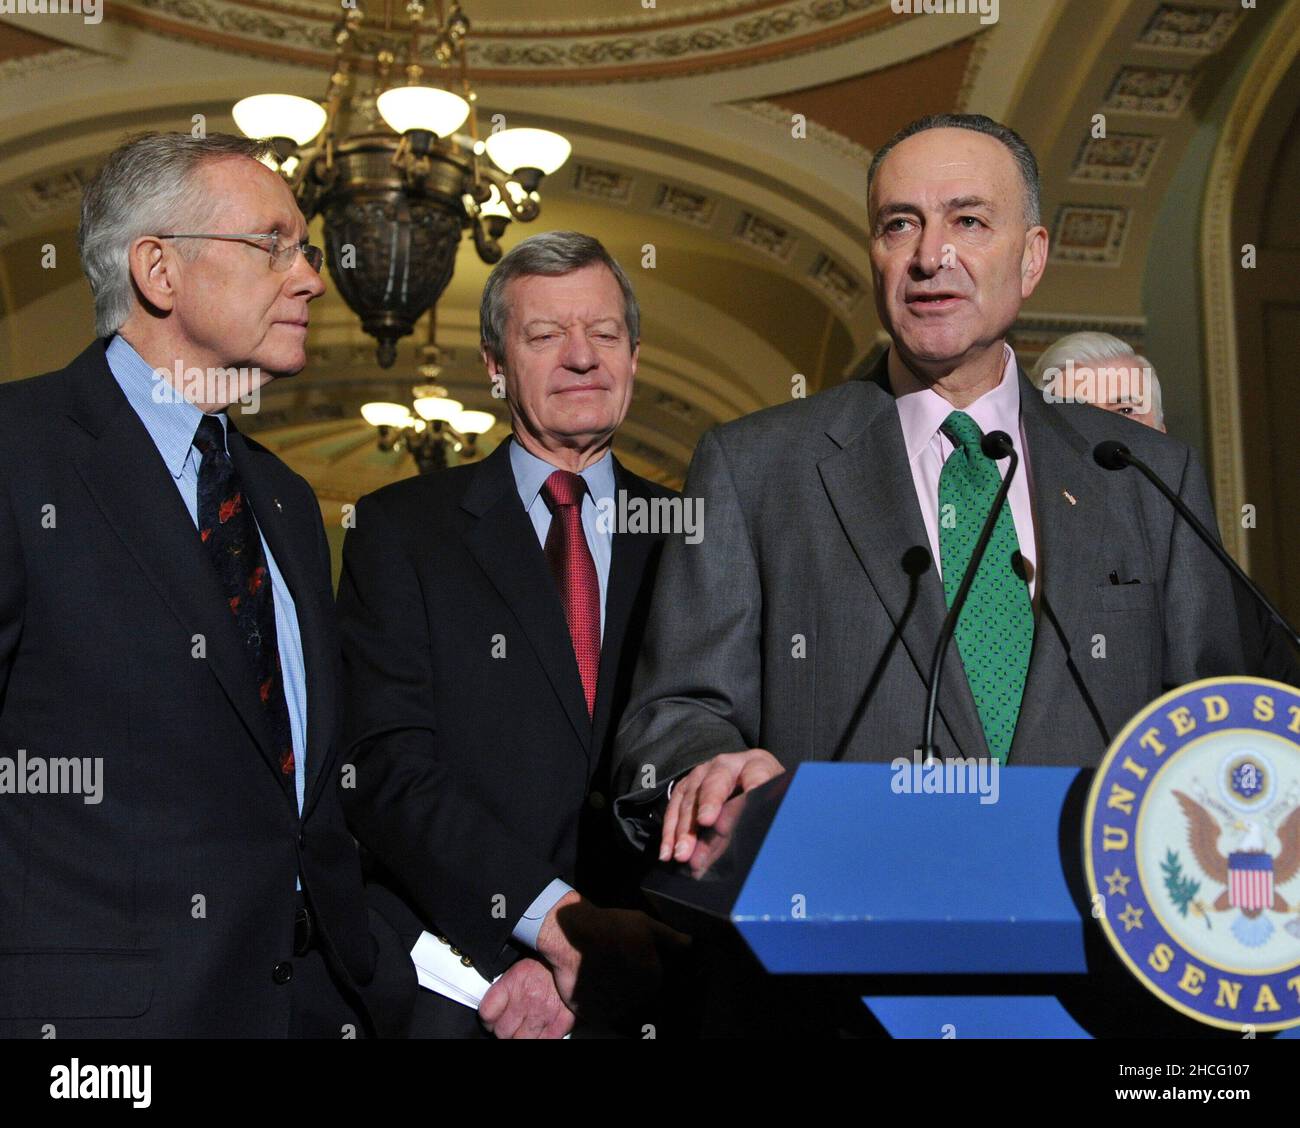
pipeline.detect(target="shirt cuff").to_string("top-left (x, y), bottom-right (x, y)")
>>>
top-left (510, 877), bottom-right (575, 950)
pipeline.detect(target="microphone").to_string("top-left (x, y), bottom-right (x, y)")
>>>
top-left (920, 429), bottom-right (1020, 761)
top-left (1092, 440), bottom-right (1300, 652)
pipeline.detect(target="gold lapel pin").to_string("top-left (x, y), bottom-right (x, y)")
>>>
top-left (1062, 489), bottom-right (1077, 506)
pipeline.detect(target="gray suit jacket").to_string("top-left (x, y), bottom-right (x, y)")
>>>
top-left (613, 353), bottom-right (1289, 849)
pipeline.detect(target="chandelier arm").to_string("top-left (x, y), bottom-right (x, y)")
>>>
top-left (473, 166), bottom-right (539, 222)
top-left (471, 215), bottom-right (502, 264)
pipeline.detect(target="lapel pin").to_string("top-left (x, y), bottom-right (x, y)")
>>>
top-left (1062, 490), bottom-right (1077, 506)
top-left (274, 497), bottom-right (283, 512)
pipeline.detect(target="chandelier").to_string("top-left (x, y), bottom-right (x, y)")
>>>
top-left (231, 1), bottom-right (570, 368)
top-left (360, 318), bottom-right (496, 474)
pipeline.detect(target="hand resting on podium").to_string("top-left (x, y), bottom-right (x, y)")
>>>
top-left (660, 748), bottom-right (785, 863)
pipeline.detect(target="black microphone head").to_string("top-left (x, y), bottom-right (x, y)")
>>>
top-left (1093, 440), bottom-right (1131, 471)
top-left (980, 430), bottom-right (1014, 460)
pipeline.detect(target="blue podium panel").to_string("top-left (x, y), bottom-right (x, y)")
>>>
top-left (731, 763), bottom-right (1087, 975)
top-left (864, 996), bottom-right (1091, 1038)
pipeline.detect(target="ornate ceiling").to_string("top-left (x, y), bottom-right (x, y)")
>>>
top-left (0, 0), bottom-right (1284, 505)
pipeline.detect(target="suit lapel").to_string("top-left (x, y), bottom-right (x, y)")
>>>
top-left (591, 460), bottom-right (660, 753)
top-left (817, 363), bottom-right (988, 759)
top-left (227, 425), bottom-right (335, 815)
top-left (64, 352), bottom-right (290, 797)
top-left (461, 441), bottom-right (593, 754)
top-left (1013, 373), bottom-right (1107, 758)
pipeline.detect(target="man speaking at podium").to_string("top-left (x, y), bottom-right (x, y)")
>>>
top-left (613, 113), bottom-right (1298, 865)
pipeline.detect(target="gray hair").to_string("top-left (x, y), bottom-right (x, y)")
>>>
top-left (867, 113), bottom-right (1042, 226)
top-left (479, 230), bottom-right (640, 363)
top-left (78, 131), bottom-right (276, 338)
top-left (1031, 330), bottom-right (1164, 426)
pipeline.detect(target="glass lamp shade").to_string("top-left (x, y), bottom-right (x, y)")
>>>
top-left (232, 94), bottom-right (327, 146)
top-left (412, 395), bottom-right (464, 422)
top-left (484, 128), bottom-right (571, 175)
top-left (453, 409), bottom-right (496, 435)
top-left (361, 402), bottom-right (414, 428)
top-left (377, 86), bottom-right (470, 138)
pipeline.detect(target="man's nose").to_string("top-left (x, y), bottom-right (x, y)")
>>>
top-left (289, 253), bottom-right (326, 300)
top-left (560, 328), bottom-right (597, 371)
top-left (912, 227), bottom-right (950, 276)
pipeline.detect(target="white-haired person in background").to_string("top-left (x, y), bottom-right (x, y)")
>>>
top-left (1033, 331), bottom-right (1298, 686)
top-left (1031, 331), bottom-right (1165, 432)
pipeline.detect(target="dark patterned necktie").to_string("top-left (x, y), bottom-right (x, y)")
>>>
top-left (937, 410), bottom-right (1034, 764)
top-left (193, 415), bottom-right (295, 781)
top-left (541, 469), bottom-right (601, 718)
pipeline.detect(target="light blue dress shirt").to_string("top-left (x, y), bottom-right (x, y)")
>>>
top-left (105, 335), bottom-right (309, 817)
top-left (507, 437), bottom-right (616, 946)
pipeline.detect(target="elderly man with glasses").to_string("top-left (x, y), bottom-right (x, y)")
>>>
top-left (0, 131), bottom-right (414, 1037)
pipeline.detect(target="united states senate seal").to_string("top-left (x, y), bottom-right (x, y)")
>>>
top-left (1084, 677), bottom-right (1300, 1031)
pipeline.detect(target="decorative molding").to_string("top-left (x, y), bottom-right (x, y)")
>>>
top-left (0, 45), bottom-right (98, 84)
top-left (653, 183), bottom-right (717, 228)
top-left (727, 99), bottom-right (873, 167)
top-left (1012, 311), bottom-right (1147, 337)
top-left (953, 25), bottom-right (992, 112)
top-left (570, 163), bottom-right (634, 204)
top-left (735, 210), bottom-right (795, 261)
top-left (1138, 4), bottom-right (1242, 55)
top-left (1009, 313), bottom-right (1148, 360)
top-left (641, 387), bottom-right (716, 429)
top-left (1049, 204), bottom-right (1131, 266)
top-left (1069, 133), bottom-right (1162, 186)
top-left (466, 1), bottom-right (771, 36)
top-left (808, 252), bottom-right (863, 311)
top-left (114, 0), bottom-right (895, 82)
top-left (199, 0), bottom-right (780, 38)
top-left (20, 165), bottom-right (96, 216)
top-left (1199, 1), bottom-right (1300, 565)
top-left (1102, 66), bottom-right (1198, 117)
top-left (612, 433), bottom-right (688, 485)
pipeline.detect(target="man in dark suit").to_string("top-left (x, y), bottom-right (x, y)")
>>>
top-left (339, 231), bottom-right (687, 1039)
top-left (0, 131), bottom-right (414, 1036)
top-left (614, 113), bottom-right (1296, 862)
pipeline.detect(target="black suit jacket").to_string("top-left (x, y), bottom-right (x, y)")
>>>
top-left (0, 340), bottom-right (414, 1037)
top-left (337, 438), bottom-right (675, 1017)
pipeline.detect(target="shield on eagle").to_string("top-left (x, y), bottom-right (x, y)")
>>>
top-left (1227, 851), bottom-right (1275, 913)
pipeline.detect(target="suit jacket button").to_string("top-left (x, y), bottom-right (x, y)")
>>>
top-left (273, 961), bottom-right (293, 985)
top-left (588, 790), bottom-right (606, 810)
top-left (298, 828), bottom-right (306, 849)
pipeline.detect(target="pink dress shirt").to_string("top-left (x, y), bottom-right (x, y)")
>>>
top-left (890, 344), bottom-right (1039, 600)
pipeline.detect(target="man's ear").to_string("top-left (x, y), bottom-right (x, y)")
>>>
top-left (127, 235), bottom-right (178, 314)
top-left (1019, 224), bottom-right (1049, 300)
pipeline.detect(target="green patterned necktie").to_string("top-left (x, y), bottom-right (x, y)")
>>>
top-left (937, 411), bottom-right (1033, 763)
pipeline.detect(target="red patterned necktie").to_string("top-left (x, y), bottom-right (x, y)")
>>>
top-left (193, 415), bottom-right (296, 781)
top-left (541, 469), bottom-right (601, 718)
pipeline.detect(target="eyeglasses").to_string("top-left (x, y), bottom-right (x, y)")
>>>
top-left (156, 231), bottom-right (324, 273)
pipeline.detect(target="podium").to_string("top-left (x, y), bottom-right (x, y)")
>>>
top-left (642, 762), bottom-right (1298, 1039)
